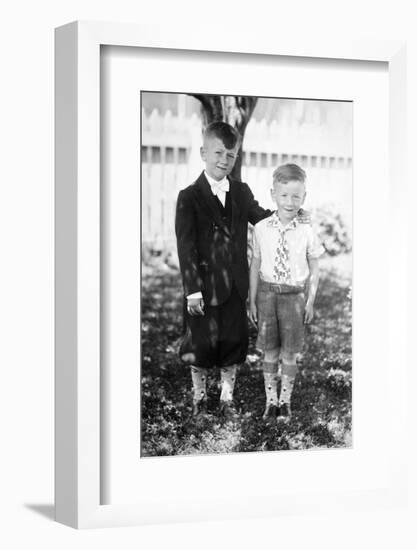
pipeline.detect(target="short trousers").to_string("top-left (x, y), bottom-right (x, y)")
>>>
top-left (256, 280), bottom-right (305, 354)
top-left (179, 284), bottom-right (248, 369)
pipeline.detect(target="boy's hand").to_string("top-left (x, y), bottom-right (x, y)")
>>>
top-left (187, 297), bottom-right (205, 316)
top-left (297, 208), bottom-right (311, 224)
top-left (248, 302), bottom-right (258, 327)
top-left (304, 300), bottom-right (314, 324)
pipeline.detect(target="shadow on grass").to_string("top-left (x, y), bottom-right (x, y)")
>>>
top-left (141, 255), bottom-right (352, 457)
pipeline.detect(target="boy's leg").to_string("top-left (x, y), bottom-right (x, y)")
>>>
top-left (255, 283), bottom-right (280, 419)
top-left (217, 285), bottom-right (248, 418)
top-left (191, 365), bottom-right (209, 402)
top-left (191, 366), bottom-right (209, 415)
top-left (277, 292), bottom-right (305, 419)
top-left (262, 348), bottom-right (280, 418)
top-left (179, 300), bottom-right (218, 416)
top-left (278, 351), bottom-right (298, 415)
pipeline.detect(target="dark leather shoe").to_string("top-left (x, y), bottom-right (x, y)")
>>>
top-left (219, 400), bottom-right (239, 422)
top-left (262, 403), bottom-right (279, 422)
top-left (192, 399), bottom-right (208, 417)
top-left (277, 402), bottom-right (291, 421)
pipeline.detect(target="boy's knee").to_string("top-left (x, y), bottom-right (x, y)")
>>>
top-left (281, 352), bottom-right (298, 377)
top-left (281, 351), bottom-right (297, 364)
top-left (264, 347), bottom-right (280, 364)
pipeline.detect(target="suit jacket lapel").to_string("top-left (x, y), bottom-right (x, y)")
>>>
top-left (229, 178), bottom-right (240, 235)
top-left (194, 172), bottom-right (231, 236)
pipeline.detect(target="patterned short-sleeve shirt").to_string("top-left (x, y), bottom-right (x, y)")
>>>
top-left (252, 212), bottom-right (325, 285)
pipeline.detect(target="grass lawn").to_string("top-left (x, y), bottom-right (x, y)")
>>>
top-left (141, 254), bottom-right (352, 456)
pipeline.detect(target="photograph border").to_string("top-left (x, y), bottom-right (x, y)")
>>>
top-left (55, 21), bottom-right (407, 528)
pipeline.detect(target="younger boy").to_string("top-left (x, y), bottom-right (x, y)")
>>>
top-left (249, 164), bottom-right (324, 421)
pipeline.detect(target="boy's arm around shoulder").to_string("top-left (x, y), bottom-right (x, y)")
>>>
top-left (297, 208), bottom-right (311, 224)
top-left (242, 182), bottom-right (271, 225)
top-left (175, 188), bottom-right (203, 297)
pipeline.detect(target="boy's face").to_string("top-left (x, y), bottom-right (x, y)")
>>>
top-left (271, 179), bottom-right (306, 223)
top-left (200, 136), bottom-right (239, 181)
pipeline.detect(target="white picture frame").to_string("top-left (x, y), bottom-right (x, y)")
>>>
top-left (55, 21), bottom-right (407, 529)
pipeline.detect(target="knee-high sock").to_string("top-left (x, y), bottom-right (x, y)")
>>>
top-left (279, 360), bottom-right (298, 405)
top-left (220, 365), bottom-right (237, 402)
top-left (191, 366), bottom-right (208, 403)
top-left (262, 361), bottom-right (279, 406)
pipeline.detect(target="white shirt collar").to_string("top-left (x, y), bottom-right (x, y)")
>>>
top-left (204, 171), bottom-right (228, 189)
top-left (267, 211), bottom-right (298, 230)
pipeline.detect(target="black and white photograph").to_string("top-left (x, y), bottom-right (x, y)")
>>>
top-left (140, 91), bottom-right (352, 457)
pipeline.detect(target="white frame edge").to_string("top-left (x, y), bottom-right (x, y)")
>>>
top-left (55, 20), bottom-right (407, 529)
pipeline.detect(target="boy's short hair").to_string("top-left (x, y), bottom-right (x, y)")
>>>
top-left (203, 121), bottom-right (241, 149)
top-left (273, 163), bottom-right (306, 184)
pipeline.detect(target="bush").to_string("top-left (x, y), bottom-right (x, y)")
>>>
top-left (312, 205), bottom-right (351, 256)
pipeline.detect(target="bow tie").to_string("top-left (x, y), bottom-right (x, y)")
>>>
top-left (210, 179), bottom-right (230, 197)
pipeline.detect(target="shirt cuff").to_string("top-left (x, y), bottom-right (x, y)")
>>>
top-left (187, 292), bottom-right (203, 300)
top-left (307, 245), bottom-right (326, 259)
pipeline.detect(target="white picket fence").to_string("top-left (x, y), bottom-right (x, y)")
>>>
top-left (141, 109), bottom-right (352, 252)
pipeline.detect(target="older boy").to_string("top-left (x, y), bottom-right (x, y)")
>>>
top-left (249, 164), bottom-right (324, 422)
top-left (175, 122), bottom-right (270, 420)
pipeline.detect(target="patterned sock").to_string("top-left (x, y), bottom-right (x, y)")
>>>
top-left (220, 365), bottom-right (237, 402)
top-left (279, 360), bottom-right (298, 405)
top-left (262, 361), bottom-right (279, 406)
top-left (191, 366), bottom-right (208, 403)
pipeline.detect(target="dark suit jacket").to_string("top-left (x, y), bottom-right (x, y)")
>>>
top-left (175, 172), bottom-right (270, 306)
